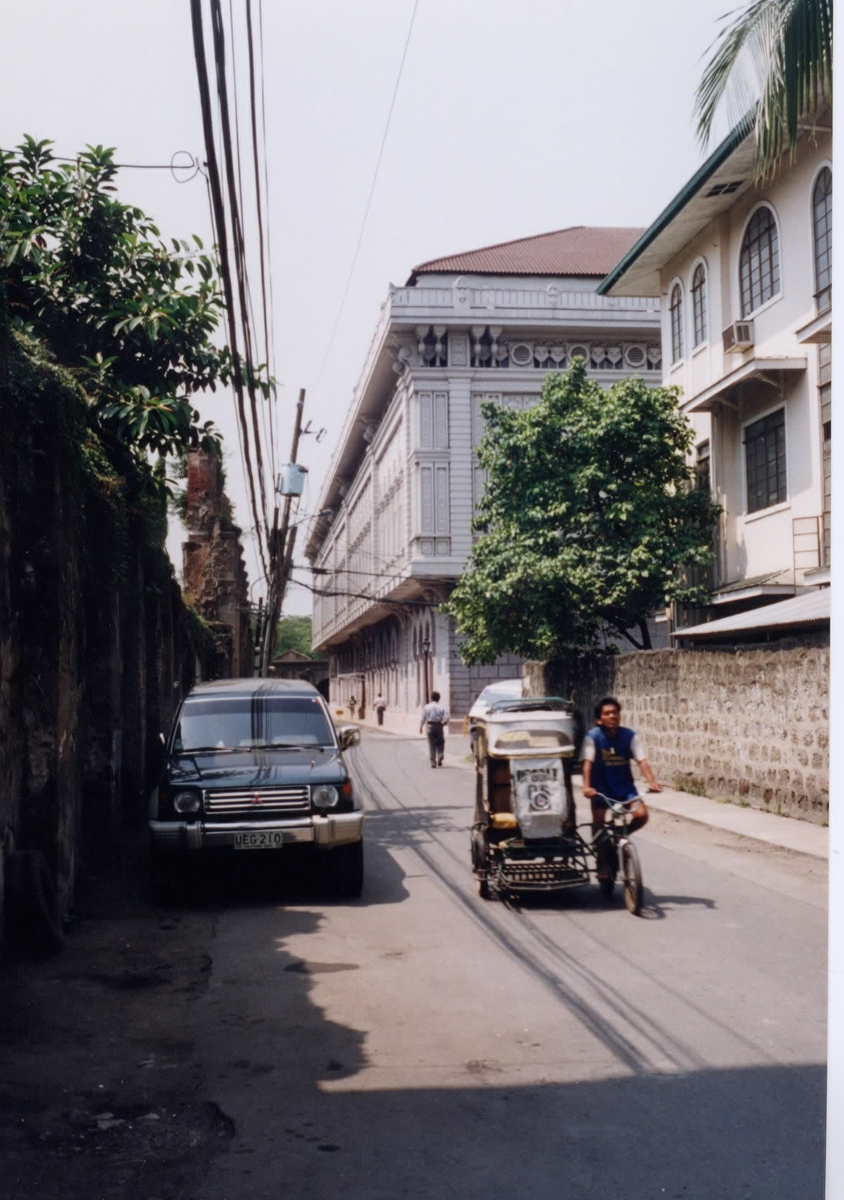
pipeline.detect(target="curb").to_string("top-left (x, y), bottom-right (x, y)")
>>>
top-left (357, 726), bottom-right (828, 864)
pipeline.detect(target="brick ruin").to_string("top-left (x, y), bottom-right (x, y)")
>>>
top-left (182, 450), bottom-right (253, 679)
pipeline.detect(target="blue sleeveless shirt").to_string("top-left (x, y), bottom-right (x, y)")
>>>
top-left (585, 725), bottom-right (639, 801)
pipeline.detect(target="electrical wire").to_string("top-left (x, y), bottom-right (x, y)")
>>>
top-left (192, 0), bottom-right (270, 578)
top-left (311, 0), bottom-right (419, 391)
top-left (0, 147), bottom-right (201, 172)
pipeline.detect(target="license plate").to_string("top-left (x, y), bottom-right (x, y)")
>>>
top-left (233, 830), bottom-right (286, 850)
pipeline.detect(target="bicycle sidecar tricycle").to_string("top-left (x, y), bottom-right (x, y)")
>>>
top-left (470, 697), bottom-right (644, 914)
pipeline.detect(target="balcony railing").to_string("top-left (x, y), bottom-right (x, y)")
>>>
top-left (389, 284), bottom-right (659, 314)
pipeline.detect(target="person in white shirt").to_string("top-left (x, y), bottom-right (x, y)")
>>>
top-left (373, 693), bottom-right (387, 726)
top-left (419, 691), bottom-right (449, 767)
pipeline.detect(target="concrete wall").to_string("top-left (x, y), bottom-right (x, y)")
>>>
top-left (525, 638), bottom-right (829, 824)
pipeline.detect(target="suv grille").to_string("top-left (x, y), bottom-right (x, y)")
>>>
top-left (203, 787), bottom-right (311, 818)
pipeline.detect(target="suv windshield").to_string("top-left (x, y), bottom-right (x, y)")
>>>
top-left (173, 695), bottom-right (335, 751)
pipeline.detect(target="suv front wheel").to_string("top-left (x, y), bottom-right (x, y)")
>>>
top-left (329, 841), bottom-right (364, 899)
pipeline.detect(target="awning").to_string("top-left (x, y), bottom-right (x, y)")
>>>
top-left (684, 357), bottom-right (807, 414)
top-left (673, 588), bottom-right (830, 640)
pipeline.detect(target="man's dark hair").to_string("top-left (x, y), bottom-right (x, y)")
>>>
top-left (431, 691), bottom-right (441, 702)
top-left (594, 695), bottom-right (621, 721)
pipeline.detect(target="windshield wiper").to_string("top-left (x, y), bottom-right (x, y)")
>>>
top-left (248, 742), bottom-right (310, 750)
top-left (177, 746), bottom-right (240, 755)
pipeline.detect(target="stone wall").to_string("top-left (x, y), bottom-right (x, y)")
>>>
top-left (614, 642), bottom-right (829, 824)
top-left (525, 637), bottom-right (829, 824)
top-left (0, 334), bottom-right (219, 939)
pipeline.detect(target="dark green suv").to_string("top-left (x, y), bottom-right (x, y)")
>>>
top-left (149, 678), bottom-right (363, 897)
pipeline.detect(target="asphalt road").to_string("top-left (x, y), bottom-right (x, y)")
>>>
top-left (195, 729), bottom-right (826, 1200)
top-left (0, 728), bottom-right (826, 1199)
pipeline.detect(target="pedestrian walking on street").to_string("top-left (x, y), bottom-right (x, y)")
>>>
top-left (419, 691), bottom-right (449, 767)
top-left (581, 695), bottom-right (661, 880)
top-left (374, 693), bottom-right (387, 726)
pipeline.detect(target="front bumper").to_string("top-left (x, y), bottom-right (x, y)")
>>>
top-left (150, 812), bottom-right (363, 852)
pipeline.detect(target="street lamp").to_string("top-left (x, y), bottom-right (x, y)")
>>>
top-left (421, 635), bottom-right (431, 705)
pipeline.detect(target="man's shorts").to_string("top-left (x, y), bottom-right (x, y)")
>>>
top-left (591, 789), bottom-right (640, 808)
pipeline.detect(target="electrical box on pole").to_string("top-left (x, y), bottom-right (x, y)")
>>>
top-left (276, 464), bottom-right (307, 496)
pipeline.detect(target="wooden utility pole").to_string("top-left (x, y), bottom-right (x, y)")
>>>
top-left (260, 388), bottom-right (306, 675)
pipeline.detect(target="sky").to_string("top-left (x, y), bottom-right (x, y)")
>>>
top-left (1, 0), bottom-right (737, 616)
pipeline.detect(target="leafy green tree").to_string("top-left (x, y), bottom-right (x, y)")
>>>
top-left (696, 0), bottom-right (832, 181)
top-left (274, 615), bottom-right (320, 659)
top-left (445, 362), bottom-right (720, 663)
top-left (0, 137), bottom-right (240, 457)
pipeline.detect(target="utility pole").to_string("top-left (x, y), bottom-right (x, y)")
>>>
top-left (260, 388), bottom-right (306, 676)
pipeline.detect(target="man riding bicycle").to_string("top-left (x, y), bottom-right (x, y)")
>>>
top-left (581, 696), bottom-right (661, 880)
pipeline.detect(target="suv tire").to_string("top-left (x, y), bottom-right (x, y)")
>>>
top-left (331, 841), bottom-right (363, 899)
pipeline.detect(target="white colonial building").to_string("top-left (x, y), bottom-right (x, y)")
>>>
top-left (306, 228), bottom-right (663, 731)
top-left (600, 119), bottom-right (831, 642)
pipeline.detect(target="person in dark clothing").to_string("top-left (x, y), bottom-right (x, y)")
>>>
top-left (581, 696), bottom-right (661, 879)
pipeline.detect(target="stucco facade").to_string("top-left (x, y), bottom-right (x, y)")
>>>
top-left (306, 229), bottom-right (662, 731)
top-left (602, 124), bottom-right (832, 631)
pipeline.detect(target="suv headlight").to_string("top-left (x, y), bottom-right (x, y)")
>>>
top-left (173, 790), bottom-right (201, 814)
top-left (311, 784), bottom-right (339, 809)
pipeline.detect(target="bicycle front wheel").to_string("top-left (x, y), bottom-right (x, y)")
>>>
top-left (621, 841), bottom-right (643, 915)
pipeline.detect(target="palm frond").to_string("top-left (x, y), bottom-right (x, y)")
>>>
top-left (695, 0), bottom-right (832, 180)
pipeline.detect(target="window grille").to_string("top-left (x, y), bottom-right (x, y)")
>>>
top-left (691, 264), bottom-right (707, 347)
top-left (740, 207), bottom-right (780, 316)
top-left (813, 167), bottom-right (832, 313)
top-left (670, 284), bottom-right (684, 363)
top-left (744, 408), bottom-right (786, 513)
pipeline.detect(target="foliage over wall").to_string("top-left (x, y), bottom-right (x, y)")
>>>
top-left (0, 136), bottom-right (233, 461)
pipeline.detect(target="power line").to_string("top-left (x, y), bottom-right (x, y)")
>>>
top-left (311, 0), bottom-right (419, 390)
top-left (0, 147), bottom-right (204, 175)
top-left (191, 0), bottom-right (269, 578)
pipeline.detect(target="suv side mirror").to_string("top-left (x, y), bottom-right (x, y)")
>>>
top-left (338, 725), bottom-right (360, 750)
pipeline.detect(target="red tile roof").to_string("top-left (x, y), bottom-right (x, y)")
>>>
top-left (408, 226), bottom-right (645, 282)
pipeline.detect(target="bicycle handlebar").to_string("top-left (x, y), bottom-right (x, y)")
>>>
top-left (592, 793), bottom-right (640, 815)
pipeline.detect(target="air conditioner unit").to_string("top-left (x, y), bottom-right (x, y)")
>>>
top-left (722, 320), bottom-right (754, 353)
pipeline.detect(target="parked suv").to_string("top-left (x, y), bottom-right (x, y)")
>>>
top-left (149, 679), bottom-right (363, 897)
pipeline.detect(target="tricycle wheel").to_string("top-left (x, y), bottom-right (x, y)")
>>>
top-left (621, 841), bottom-right (643, 915)
top-left (598, 875), bottom-right (615, 899)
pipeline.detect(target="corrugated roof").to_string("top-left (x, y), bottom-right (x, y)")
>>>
top-left (674, 589), bottom-right (830, 640)
top-left (408, 226), bottom-right (645, 282)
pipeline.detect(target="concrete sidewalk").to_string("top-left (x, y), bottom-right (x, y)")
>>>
top-left (361, 726), bottom-right (829, 863)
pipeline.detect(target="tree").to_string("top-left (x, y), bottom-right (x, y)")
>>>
top-left (695, 0), bottom-right (832, 181)
top-left (274, 615), bottom-right (320, 659)
top-left (0, 137), bottom-right (243, 458)
top-left (445, 362), bottom-right (720, 663)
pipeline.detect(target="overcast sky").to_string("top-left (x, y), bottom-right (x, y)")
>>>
top-left (1, 0), bottom-right (736, 615)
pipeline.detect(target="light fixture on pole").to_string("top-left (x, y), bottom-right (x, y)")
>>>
top-left (421, 635), bottom-right (431, 705)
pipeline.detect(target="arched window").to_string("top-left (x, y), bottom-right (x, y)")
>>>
top-left (669, 283), bottom-right (684, 363)
top-left (691, 263), bottom-right (707, 347)
top-left (740, 206), bottom-right (780, 315)
top-left (813, 167), bottom-right (832, 312)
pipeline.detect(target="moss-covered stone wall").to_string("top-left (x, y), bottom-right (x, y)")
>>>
top-left (0, 332), bottom-right (215, 929)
